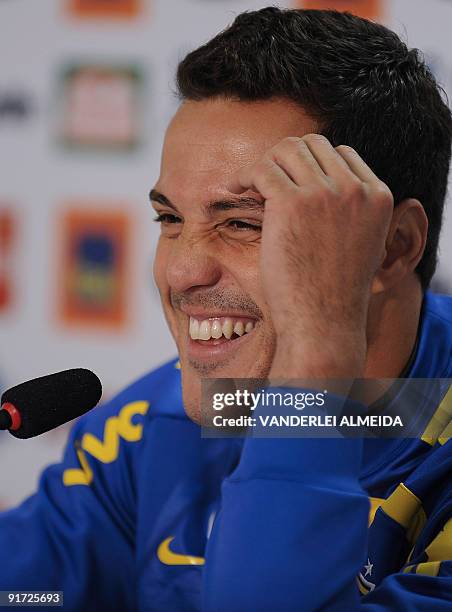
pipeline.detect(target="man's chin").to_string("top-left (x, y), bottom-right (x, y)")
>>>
top-left (181, 364), bottom-right (235, 425)
top-left (178, 330), bottom-right (277, 423)
top-left (181, 384), bottom-right (203, 425)
top-left (182, 399), bottom-right (202, 424)
top-left (187, 357), bottom-right (231, 377)
top-left (180, 368), bottom-right (202, 424)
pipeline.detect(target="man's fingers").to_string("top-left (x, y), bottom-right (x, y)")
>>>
top-left (302, 135), bottom-right (357, 182)
top-left (270, 137), bottom-right (328, 187)
top-left (227, 136), bottom-right (391, 206)
top-left (336, 145), bottom-right (394, 208)
top-left (227, 136), bottom-right (332, 196)
top-left (335, 145), bottom-right (380, 185)
top-left (226, 157), bottom-right (297, 199)
top-left (226, 171), bottom-right (250, 195)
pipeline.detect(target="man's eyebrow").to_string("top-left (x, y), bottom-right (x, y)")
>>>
top-left (149, 189), bottom-right (180, 212)
top-left (149, 189), bottom-right (264, 215)
top-left (207, 197), bottom-right (264, 214)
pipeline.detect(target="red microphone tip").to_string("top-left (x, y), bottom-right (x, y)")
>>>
top-left (1, 402), bottom-right (22, 431)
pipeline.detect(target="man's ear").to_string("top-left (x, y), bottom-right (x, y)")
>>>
top-left (372, 198), bottom-right (428, 294)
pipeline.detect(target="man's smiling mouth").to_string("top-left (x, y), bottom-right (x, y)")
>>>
top-left (176, 304), bottom-right (261, 361)
top-left (189, 315), bottom-right (255, 341)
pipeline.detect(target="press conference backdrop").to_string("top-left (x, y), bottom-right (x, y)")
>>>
top-left (0, 0), bottom-right (451, 508)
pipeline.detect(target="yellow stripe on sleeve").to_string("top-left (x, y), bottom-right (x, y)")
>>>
top-left (415, 561), bottom-right (441, 577)
top-left (425, 518), bottom-right (452, 563)
top-left (421, 385), bottom-right (452, 446)
top-left (380, 483), bottom-right (422, 529)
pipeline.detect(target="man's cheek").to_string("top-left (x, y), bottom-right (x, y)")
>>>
top-left (153, 246), bottom-right (172, 303)
top-left (152, 242), bottom-right (165, 285)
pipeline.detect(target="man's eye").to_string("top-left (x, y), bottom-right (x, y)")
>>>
top-left (153, 213), bottom-right (181, 224)
top-left (227, 220), bottom-right (262, 231)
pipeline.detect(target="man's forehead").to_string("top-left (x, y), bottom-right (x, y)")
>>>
top-left (159, 98), bottom-right (318, 186)
top-left (164, 99), bottom-right (317, 155)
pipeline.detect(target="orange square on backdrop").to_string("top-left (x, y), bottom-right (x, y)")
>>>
top-left (299, 0), bottom-right (382, 20)
top-left (68, 0), bottom-right (141, 19)
top-left (0, 209), bottom-right (15, 312)
top-left (58, 208), bottom-right (130, 330)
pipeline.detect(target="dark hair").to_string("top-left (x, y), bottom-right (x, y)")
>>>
top-left (177, 7), bottom-right (452, 289)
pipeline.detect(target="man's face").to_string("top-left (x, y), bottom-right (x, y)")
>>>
top-left (152, 98), bottom-right (318, 422)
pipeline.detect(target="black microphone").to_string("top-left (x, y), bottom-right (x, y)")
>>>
top-left (0, 368), bottom-right (102, 439)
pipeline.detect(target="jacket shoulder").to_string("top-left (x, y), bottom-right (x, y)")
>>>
top-left (415, 292), bottom-right (452, 378)
top-left (73, 358), bottom-right (185, 439)
top-left (425, 291), bottom-right (452, 324)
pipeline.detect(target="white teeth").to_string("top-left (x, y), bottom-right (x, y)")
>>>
top-left (189, 316), bottom-right (256, 341)
top-left (222, 319), bottom-right (233, 339)
top-left (211, 319), bottom-right (223, 339)
top-left (199, 320), bottom-right (211, 341)
top-left (233, 321), bottom-right (244, 337)
top-left (189, 317), bottom-right (200, 340)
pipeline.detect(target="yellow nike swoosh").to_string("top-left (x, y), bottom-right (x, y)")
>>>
top-left (157, 536), bottom-right (205, 566)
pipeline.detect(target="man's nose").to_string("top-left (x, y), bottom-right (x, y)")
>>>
top-left (166, 233), bottom-right (222, 293)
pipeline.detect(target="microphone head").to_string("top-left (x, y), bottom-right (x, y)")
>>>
top-left (0, 368), bottom-right (102, 439)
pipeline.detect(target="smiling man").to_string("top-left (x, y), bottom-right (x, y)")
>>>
top-left (1, 7), bottom-right (452, 612)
